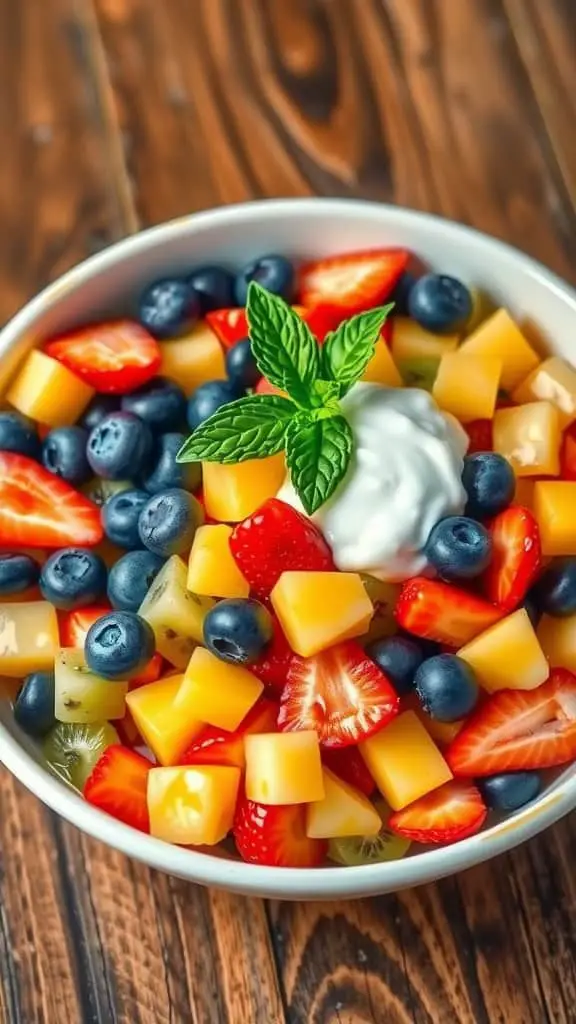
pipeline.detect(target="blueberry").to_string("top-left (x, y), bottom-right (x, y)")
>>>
top-left (138, 277), bottom-right (200, 339)
top-left (138, 488), bottom-right (203, 557)
top-left (141, 433), bottom-right (202, 494)
top-left (85, 611), bottom-right (156, 680)
top-left (523, 595), bottom-right (541, 629)
top-left (39, 548), bottom-right (107, 610)
top-left (188, 265), bottom-right (235, 313)
top-left (531, 557), bottom-right (576, 617)
top-left (107, 550), bottom-right (165, 611)
top-left (102, 488), bottom-right (149, 549)
top-left (414, 654), bottom-right (480, 722)
top-left (0, 412), bottom-right (41, 460)
top-left (42, 426), bottom-right (91, 485)
top-left (187, 380), bottom-right (240, 430)
top-left (121, 376), bottom-right (187, 432)
top-left (425, 515), bottom-right (492, 581)
top-left (478, 771), bottom-right (542, 812)
top-left (462, 452), bottom-right (515, 519)
top-left (390, 271), bottom-right (417, 316)
top-left (225, 338), bottom-right (260, 392)
top-left (87, 412), bottom-right (154, 480)
top-left (79, 395), bottom-right (119, 433)
top-left (408, 273), bottom-right (472, 333)
top-left (203, 598), bottom-right (273, 665)
top-left (14, 672), bottom-right (56, 738)
top-left (0, 553), bottom-right (40, 596)
top-left (366, 635), bottom-right (423, 695)
top-left (234, 255), bottom-right (295, 306)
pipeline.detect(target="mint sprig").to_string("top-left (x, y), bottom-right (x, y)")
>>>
top-left (322, 304), bottom-right (394, 396)
top-left (285, 414), bottom-right (353, 514)
top-left (248, 285), bottom-right (319, 408)
top-left (177, 394), bottom-right (295, 463)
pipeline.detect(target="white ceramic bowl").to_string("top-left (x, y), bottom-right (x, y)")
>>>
top-left (1, 198), bottom-right (575, 900)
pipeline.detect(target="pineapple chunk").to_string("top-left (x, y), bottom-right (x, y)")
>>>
top-left (7, 350), bottom-right (94, 426)
top-left (512, 356), bottom-right (576, 429)
top-left (147, 765), bottom-right (240, 845)
top-left (359, 711), bottom-right (452, 810)
top-left (459, 308), bottom-right (540, 390)
top-left (245, 731), bottom-right (325, 804)
top-left (457, 609), bottom-right (549, 693)
top-left (187, 524), bottom-right (249, 599)
top-left (0, 601), bottom-right (59, 677)
top-left (176, 647), bottom-right (263, 732)
top-left (55, 648), bottom-right (128, 723)
top-left (534, 481), bottom-right (576, 556)
top-left (537, 613), bottom-right (576, 672)
top-left (138, 555), bottom-right (214, 668)
top-left (432, 353), bottom-right (501, 423)
top-left (126, 675), bottom-right (203, 765)
top-left (362, 341), bottom-right (403, 387)
top-left (493, 401), bottom-right (560, 477)
top-left (306, 768), bottom-right (382, 839)
top-left (271, 571), bottom-right (373, 658)
top-left (202, 455), bottom-right (285, 522)
top-left (159, 322), bottom-right (225, 397)
top-left (391, 318), bottom-right (459, 389)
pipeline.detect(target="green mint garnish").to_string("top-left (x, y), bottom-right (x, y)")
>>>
top-left (177, 282), bottom-right (392, 515)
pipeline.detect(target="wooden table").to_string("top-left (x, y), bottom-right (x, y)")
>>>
top-left (1, 2), bottom-right (575, 1021)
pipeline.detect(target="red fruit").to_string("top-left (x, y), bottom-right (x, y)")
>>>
top-left (465, 419), bottom-right (493, 454)
top-left (322, 747), bottom-right (375, 797)
top-left (560, 423), bottom-right (576, 480)
top-left (446, 669), bottom-right (576, 776)
top-left (0, 453), bottom-right (103, 548)
top-left (129, 652), bottom-right (164, 690)
top-left (483, 506), bottom-right (541, 612)
top-left (279, 640), bottom-right (399, 748)
top-left (233, 795), bottom-right (327, 867)
top-left (205, 308), bottom-right (248, 348)
top-left (255, 377), bottom-right (284, 397)
top-left (60, 604), bottom-right (111, 647)
top-left (116, 709), bottom-right (142, 748)
top-left (388, 781), bottom-right (487, 845)
top-left (301, 306), bottom-right (344, 342)
top-left (180, 698), bottom-right (279, 768)
top-left (250, 617), bottom-right (294, 695)
top-left (299, 249), bottom-right (409, 315)
top-left (84, 745), bottom-right (152, 832)
top-left (229, 497), bottom-right (335, 598)
top-left (395, 577), bottom-right (503, 646)
top-left (45, 320), bottom-right (161, 394)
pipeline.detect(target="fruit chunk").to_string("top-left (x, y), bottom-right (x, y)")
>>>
top-left (179, 698), bottom-right (278, 769)
top-left (395, 577), bottom-right (502, 646)
top-left (299, 249), bottom-right (409, 314)
top-left (537, 613), bottom-right (576, 671)
top-left (271, 571), bottom-right (373, 657)
top-left (205, 308), bottom-right (248, 349)
top-left (465, 419), bottom-right (493, 454)
top-left (138, 554), bottom-right (214, 668)
top-left (358, 576), bottom-right (401, 645)
top-left (7, 350), bottom-right (94, 426)
top-left (432, 353), bottom-right (501, 423)
top-left (388, 780), bottom-right (487, 845)
top-left (54, 648), bottom-right (128, 723)
top-left (176, 647), bottom-right (263, 732)
top-left (187, 524), bottom-right (249, 599)
top-left (233, 796), bottom-right (327, 867)
top-left (159, 322), bottom-right (226, 397)
top-left (84, 745), bottom-right (152, 832)
top-left (244, 730), bottom-right (324, 804)
top-left (43, 721), bottom-right (119, 791)
top-left (0, 600), bottom-right (59, 677)
top-left (391, 317), bottom-right (459, 388)
top-left (359, 710), bottom-right (453, 810)
top-left (458, 308), bottom-right (540, 390)
top-left (361, 340), bottom-right (403, 387)
top-left (533, 481), bottom-right (576, 556)
top-left (328, 805), bottom-right (411, 864)
top-left (483, 506), bottom-right (541, 611)
top-left (512, 356), bottom-right (576, 428)
top-left (322, 746), bottom-right (376, 797)
top-left (457, 609), bottom-right (548, 693)
top-left (125, 675), bottom-right (203, 766)
top-left (202, 455), bottom-right (286, 522)
top-left (45, 320), bottom-right (161, 394)
top-left (59, 604), bottom-right (112, 647)
top-left (493, 402), bottom-right (560, 477)
top-left (148, 764), bottom-right (241, 845)
top-left (305, 768), bottom-right (382, 839)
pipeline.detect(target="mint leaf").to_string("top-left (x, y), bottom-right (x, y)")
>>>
top-left (177, 394), bottom-right (296, 464)
top-left (285, 414), bottom-right (353, 515)
top-left (322, 304), bottom-right (394, 395)
top-left (310, 379), bottom-right (341, 415)
top-left (247, 282), bottom-right (320, 407)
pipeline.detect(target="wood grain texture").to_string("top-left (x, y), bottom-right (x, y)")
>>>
top-left (1, 0), bottom-right (576, 1021)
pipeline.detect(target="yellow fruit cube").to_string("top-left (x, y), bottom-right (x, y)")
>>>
top-left (493, 401), bottom-right (560, 477)
top-left (362, 341), bottom-right (403, 387)
top-left (433, 352), bottom-right (501, 423)
top-left (147, 764), bottom-right (240, 845)
top-left (391, 318), bottom-right (459, 389)
top-left (176, 647), bottom-right (263, 732)
top-left (7, 350), bottom-right (94, 426)
top-left (306, 768), bottom-right (382, 839)
top-left (359, 711), bottom-right (452, 811)
top-left (138, 555), bottom-right (214, 668)
top-left (457, 609), bottom-right (548, 693)
top-left (54, 648), bottom-right (128, 723)
top-left (245, 731), bottom-right (325, 804)
top-left (202, 455), bottom-right (285, 522)
top-left (534, 481), bottom-right (576, 556)
top-left (159, 322), bottom-right (225, 397)
top-left (514, 477), bottom-right (535, 510)
top-left (271, 571), bottom-right (373, 658)
top-left (512, 356), bottom-right (576, 429)
top-left (126, 675), bottom-right (203, 766)
top-left (459, 308), bottom-right (540, 390)
top-left (537, 613), bottom-right (576, 671)
top-left (0, 601), bottom-right (59, 677)
top-left (187, 524), bottom-right (249, 599)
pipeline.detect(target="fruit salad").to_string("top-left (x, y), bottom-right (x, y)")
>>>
top-left (1, 247), bottom-right (576, 870)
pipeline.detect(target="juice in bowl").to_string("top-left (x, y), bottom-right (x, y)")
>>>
top-left (0, 198), bottom-right (575, 901)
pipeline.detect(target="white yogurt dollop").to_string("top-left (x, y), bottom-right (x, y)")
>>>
top-left (278, 382), bottom-right (469, 582)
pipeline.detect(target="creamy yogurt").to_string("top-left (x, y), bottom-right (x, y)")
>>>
top-left (278, 382), bottom-right (469, 581)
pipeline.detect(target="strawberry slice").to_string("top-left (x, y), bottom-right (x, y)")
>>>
top-left (395, 577), bottom-right (503, 646)
top-left (465, 419), bottom-right (493, 454)
top-left (301, 305), bottom-right (345, 342)
top-left (233, 795), bottom-right (327, 867)
top-left (249, 617), bottom-right (294, 695)
top-left (205, 308), bottom-right (248, 348)
top-left (446, 669), bottom-right (576, 776)
top-left (299, 249), bottom-right (409, 315)
top-left (179, 698), bottom-right (279, 768)
top-left (229, 498), bottom-right (334, 598)
top-left (560, 423), bottom-right (576, 480)
top-left (388, 781), bottom-right (487, 845)
top-left (483, 506), bottom-right (541, 612)
top-left (278, 640), bottom-right (399, 748)
top-left (322, 746), bottom-right (375, 797)
top-left (84, 745), bottom-right (152, 832)
top-left (0, 453), bottom-right (103, 548)
top-left (45, 320), bottom-right (161, 394)
top-left (59, 604), bottom-right (111, 647)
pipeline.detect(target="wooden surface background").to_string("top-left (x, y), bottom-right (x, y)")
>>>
top-left (0, 1), bottom-right (575, 1021)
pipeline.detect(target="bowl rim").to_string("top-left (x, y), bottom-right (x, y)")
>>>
top-left (1, 196), bottom-right (576, 898)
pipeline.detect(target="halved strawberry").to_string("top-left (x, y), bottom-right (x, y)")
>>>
top-left (59, 604), bottom-right (111, 647)
top-left (322, 746), bottom-right (376, 797)
top-left (45, 320), bottom-right (161, 394)
top-left (229, 498), bottom-right (335, 598)
top-left (388, 781), bottom-right (487, 845)
top-left (249, 617), bottom-right (294, 695)
top-left (233, 795), bottom-right (327, 867)
top-left (0, 453), bottom-right (103, 548)
top-left (446, 669), bottom-right (576, 776)
top-left (483, 506), bottom-right (541, 612)
top-left (84, 745), bottom-right (152, 832)
top-left (395, 577), bottom-right (503, 646)
top-left (560, 423), bottom-right (576, 480)
top-left (179, 698), bottom-right (279, 769)
top-left (278, 640), bottom-right (399, 748)
top-left (464, 419), bottom-right (493, 454)
top-left (301, 305), bottom-right (345, 342)
top-left (205, 308), bottom-right (248, 348)
top-left (298, 249), bottom-right (409, 315)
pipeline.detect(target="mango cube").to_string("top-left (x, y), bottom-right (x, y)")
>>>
top-left (245, 730), bottom-right (324, 804)
top-left (359, 711), bottom-right (452, 810)
top-left (512, 356), bottom-right (576, 429)
top-left (271, 571), bottom-right (373, 657)
top-left (459, 308), bottom-right (540, 390)
top-left (7, 350), bottom-right (94, 426)
top-left (493, 401), bottom-right (560, 477)
top-left (126, 675), bottom-right (203, 765)
top-left (55, 648), bottom-right (128, 723)
top-left (457, 609), bottom-right (549, 693)
top-left (202, 455), bottom-right (286, 522)
top-left (537, 613), bottom-right (576, 671)
top-left (362, 341), bottom-right (403, 387)
top-left (391, 317), bottom-right (459, 389)
top-left (0, 601), bottom-right (59, 677)
top-left (176, 647), bottom-right (263, 732)
top-left (534, 481), bottom-right (576, 556)
top-left (433, 353), bottom-right (501, 423)
top-left (306, 768), bottom-right (382, 839)
top-left (147, 764), bottom-right (240, 845)
top-left (187, 524), bottom-right (249, 599)
top-left (159, 322), bottom-right (225, 397)
top-left (138, 555), bottom-right (214, 668)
